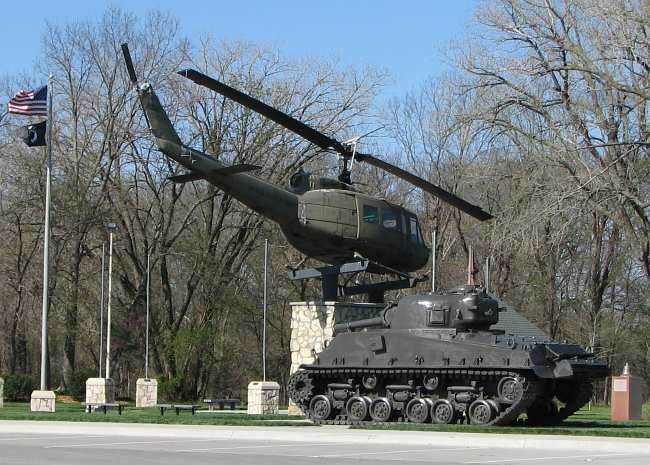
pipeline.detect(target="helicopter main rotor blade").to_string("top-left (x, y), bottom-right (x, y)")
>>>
top-left (357, 152), bottom-right (493, 221)
top-left (179, 67), bottom-right (493, 221)
top-left (179, 68), bottom-right (348, 154)
top-left (121, 43), bottom-right (138, 84)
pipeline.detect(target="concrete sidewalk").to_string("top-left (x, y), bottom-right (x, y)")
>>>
top-left (1, 421), bottom-right (649, 455)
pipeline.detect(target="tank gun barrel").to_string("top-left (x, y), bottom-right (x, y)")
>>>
top-left (333, 305), bottom-right (394, 334)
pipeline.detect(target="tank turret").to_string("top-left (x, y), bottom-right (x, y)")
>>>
top-left (391, 285), bottom-right (500, 331)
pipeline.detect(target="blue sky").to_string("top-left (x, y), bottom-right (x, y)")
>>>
top-left (1, 0), bottom-right (476, 98)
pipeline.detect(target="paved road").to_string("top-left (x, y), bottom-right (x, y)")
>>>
top-left (1, 422), bottom-right (649, 465)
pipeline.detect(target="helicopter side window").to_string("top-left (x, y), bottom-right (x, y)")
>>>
top-left (409, 216), bottom-right (420, 243)
top-left (382, 209), bottom-right (401, 231)
top-left (363, 205), bottom-right (378, 223)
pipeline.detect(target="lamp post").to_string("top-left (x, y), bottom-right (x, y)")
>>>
top-left (99, 242), bottom-right (105, 377)
top-left (104, 223), bottom-right (118, 379)
top-left (145, 251), bottom-right (150, 379)
top-left (263, 239), bottom-right (268, 381)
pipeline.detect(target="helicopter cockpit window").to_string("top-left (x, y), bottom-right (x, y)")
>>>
top-left (363, 205), bottom-right (378, 223)
top-left (382, 209), bottom-right (401, 231)
top-left (409, 216), bottom-right (420, 243)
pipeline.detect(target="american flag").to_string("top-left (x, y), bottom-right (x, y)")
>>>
top-left (7, 85), bottom-right (48, 116)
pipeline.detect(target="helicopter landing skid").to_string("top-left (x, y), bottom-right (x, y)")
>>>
top-left (287, 258), bottom-right (427, 303)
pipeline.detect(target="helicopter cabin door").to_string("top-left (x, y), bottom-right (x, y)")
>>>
top-left (300, 190), bottom-right (358, 239)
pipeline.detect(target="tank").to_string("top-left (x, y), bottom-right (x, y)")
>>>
top-left (288, 285), bottom-right (608, 425)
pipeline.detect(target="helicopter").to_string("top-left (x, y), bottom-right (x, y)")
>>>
top-left (121, 44), bottom-right (492, 275)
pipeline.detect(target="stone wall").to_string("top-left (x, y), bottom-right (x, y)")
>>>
top-left (289, 301), bottom-right (336, 375)
top-left (288, 301), bottom-right (384, 414)
top-left (0, 377), bottom-right (3, 408)
top-left (289, 301), bottom-right (385, 375)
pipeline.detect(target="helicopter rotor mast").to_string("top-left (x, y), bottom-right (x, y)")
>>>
top-left (178, 68), bottom-right (493, 222)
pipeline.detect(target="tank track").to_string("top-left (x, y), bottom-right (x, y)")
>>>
top-left (289, 368), bottom-right (541, 426)
top-left (526, 379), bottom-right (593, 425)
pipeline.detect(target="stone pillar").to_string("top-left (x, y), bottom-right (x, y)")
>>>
top-left (0, 377), bottom-right (4, 408)
top-left (247, 381), bottom-right (280, 415)
top-left (611, 364), bottom-right (642, 421)
top-left (85, 378), bottom-right (115, 406)
top-left (30, 390), bottom-right (55, 412)
top-left (289, 301), bottom-right (337, 377)
top-left (288, 301), bottom-right (385, 414)
top-left (135, 378), bottom-right (158, 408)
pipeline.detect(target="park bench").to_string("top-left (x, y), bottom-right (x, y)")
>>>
top-left (83, 403), bottom-right (125, 415)
top-left (157, 403), bottom-right (200, 416)
top-left (203, 398), bottom-right (241, 411)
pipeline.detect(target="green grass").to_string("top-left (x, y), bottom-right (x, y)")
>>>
top-left (0, 401), bottom-right (310, 426)
top-left (1, 402), bottom-right (649, 438)
top-left (352, 404), bottom-right (650, 438)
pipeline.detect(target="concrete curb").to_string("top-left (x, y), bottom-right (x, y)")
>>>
top-left (1, 421), bottom-right (649, 454)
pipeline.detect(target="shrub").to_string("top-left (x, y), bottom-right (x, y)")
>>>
top-left (3, 374), bottom-right (36, 401)
top-left (67, 368), bottom-right (97, 400)
top-left (158, 376), bottom-right (182, 402)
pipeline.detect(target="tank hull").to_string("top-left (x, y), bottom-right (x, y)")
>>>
top-left (288, 328), bottom-right (607, 425)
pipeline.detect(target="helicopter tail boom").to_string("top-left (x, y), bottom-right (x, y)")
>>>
top-left (121, 44), bottom-right (299, 226)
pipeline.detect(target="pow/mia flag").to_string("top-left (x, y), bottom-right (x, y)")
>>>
top-left (19, 120), bottom-right (47, 147)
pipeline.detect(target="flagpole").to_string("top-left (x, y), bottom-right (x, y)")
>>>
top-left (39, 74), bottom-right (53, 391)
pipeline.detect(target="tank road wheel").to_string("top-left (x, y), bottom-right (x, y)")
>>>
top-left (423, 375), bottom-right (439, 391)
top-left (431, 399), bottom-right (456, 424)
top-left (346, 396), bottom-right (370, 421)
top-left (309, 395), bottom-right (333, 421)
top-left (406, 398), bottom-right (430, 423)
top-left (468, 399), bottom-right (496, 425)
top-left (370, 397), bottom-right (393, 422)
top-left (362, 375), bottom-right (378, 390)
top-left (287, 370), bottom-right (314, 407)
top-left (497, 376), bottom-right (523, 404)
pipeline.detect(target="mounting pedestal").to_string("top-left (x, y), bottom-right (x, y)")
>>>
top-left (288, 258), bottom-right (426, 303)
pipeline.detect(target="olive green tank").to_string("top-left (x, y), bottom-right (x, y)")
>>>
top-left (288, 285), bottom-right (608, 425)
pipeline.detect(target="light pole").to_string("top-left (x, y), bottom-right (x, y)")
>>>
top-left (99, 242), bottom-right (105, 377)
top-left (145, 251), bottom-right (150, 379)
top-left (105, 223), bottom-right (118, 379)
top-left (263, 239), bottom-right (268, 381)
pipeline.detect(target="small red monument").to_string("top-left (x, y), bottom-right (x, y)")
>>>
top-left (610, 363), bottom-right (642, 421)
